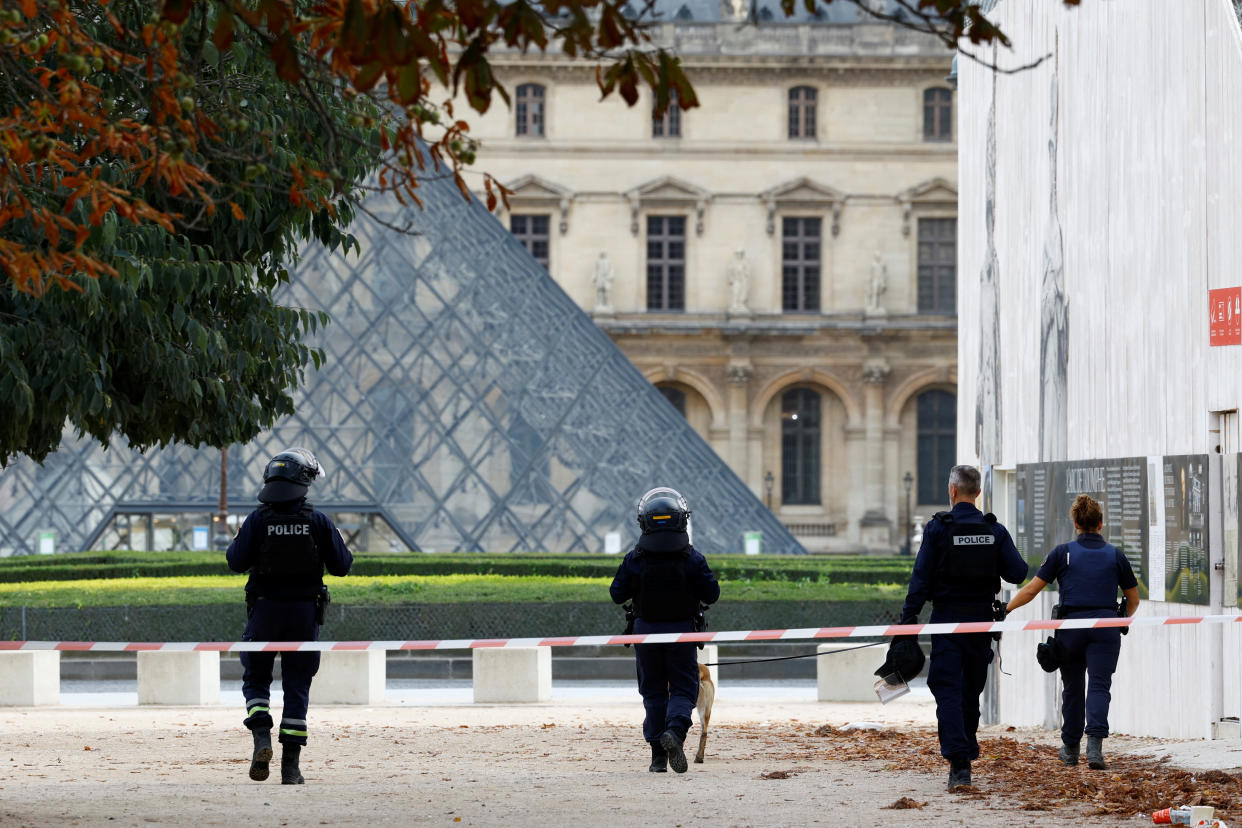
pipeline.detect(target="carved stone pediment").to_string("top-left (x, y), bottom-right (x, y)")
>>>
top-left (898, 177), bottom-right (957, 236)
top-left (504, 174), bottom-right (574, 233)
top-left (626, 176), bottom-right (712, 236)
top-left (759, 177), bottom-right (846, 236)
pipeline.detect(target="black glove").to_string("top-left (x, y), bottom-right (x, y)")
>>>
top-left (990, 599), bottom-right (1007, 641)
top-left (1116, 598), bottom-right (1129, 635)
top-left (692, 602), bottom-right (709, 651)
top-left (874, 636), bottom-right (925, 682)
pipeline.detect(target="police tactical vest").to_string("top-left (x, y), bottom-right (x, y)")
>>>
top-left (633, 547), bottom-right (700, 622)
top-left (1058, 540), bottom-right (1123, 608)
top-left (254, 504), bottom-right (321, 582)
top-left (933, 512), bottom-right (1001, 597)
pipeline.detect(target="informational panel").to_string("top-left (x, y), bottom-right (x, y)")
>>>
top-left (1209, 286), bottom-right (1242, 346)
top-left (1013, 455), bottom-right (1211, 604)
top-left (1014, 457), bottom-right (1149, 596)
top-left (1162, 455), bottom-right (1210, 605)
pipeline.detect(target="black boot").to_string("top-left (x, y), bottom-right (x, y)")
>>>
top-left (1058, 741), bottom-right (1080, 766)
top-left (947, 759), bottom-right (972, 790)
top-left (648, 742), bottom-right (667, 773)
top-left (281, 744), bottom-right (305, 785)
top-left (249, 729), bottom-right (273, 782)
top-left (1086, 736), bottom-right (1107, 770)
top-left (658, 730), bottom-right (688, 774)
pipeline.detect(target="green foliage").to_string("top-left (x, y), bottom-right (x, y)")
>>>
top-left (0, 550), bottom-right (915, 585)
top-left (0, 3), bottom-right (378, 464)
top-left (0, 572), bottom-right (905, 608)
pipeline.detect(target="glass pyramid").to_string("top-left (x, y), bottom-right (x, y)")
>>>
top-left (0, 166), bottom-right (804, 556)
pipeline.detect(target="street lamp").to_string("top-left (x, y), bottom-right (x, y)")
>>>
top-left (902, 471), bottom-right (914, 556)
top-left (764, 471), bottom-right (774, 510)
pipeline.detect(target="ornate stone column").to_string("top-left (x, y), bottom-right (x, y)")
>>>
top-left (859, 358), bottom-right (891, 548)
top-left (725, 363), bottom-right (752, 479)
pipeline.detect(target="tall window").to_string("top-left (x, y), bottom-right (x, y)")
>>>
top-left (653, 91), bottom-right (681, 138)
top-left (659, 386), bottom-right (687, 416)
top-left (917, 217), bottom-right (956, 313)
top-left (516, 83), bottom-right (545, 137)
top-left (916, 390), bottom-right (956, 504)
top-left (781, 388), bottom-right (821, 505)
top-left (510, 214), bottom-right (550, 269)
top-left (646, 215), bottom-right (686, 311)
top-left (788, 86), bottom-right (817, 139)
top-left (923, 87), bottom-right (953, 142)
top-left (781, 217), bottom-right (821, 312)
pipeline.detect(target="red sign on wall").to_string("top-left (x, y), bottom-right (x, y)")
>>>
top-left (1210, 287), bottom-right (1242, 346)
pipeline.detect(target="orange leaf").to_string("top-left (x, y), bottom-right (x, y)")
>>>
top-left (229, 201), bottom-right (245, 220)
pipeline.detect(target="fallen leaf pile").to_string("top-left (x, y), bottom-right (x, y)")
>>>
top-left (882, 797), bottom-right (927, 809)
top-left (771, 724), bottom-right (1242, 821)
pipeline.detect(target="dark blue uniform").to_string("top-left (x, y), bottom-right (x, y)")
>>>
top-left (610, 532), bottom-right (719, 745)
top-left (226, 500), bottom-right (352, 747)
top-left (900, 502), bottom-right (1028, 763)
top-left (1036, 532), bottom-right (1137, 744)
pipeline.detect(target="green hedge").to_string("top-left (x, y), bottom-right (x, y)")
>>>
top-left (0, 573), bottom-right (906, 608)
top-left (0, 550), bottom-right (915, 585)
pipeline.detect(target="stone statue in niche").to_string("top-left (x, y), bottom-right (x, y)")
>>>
top-left (721, 0), bottom-right (749, 21)
top-left (726, 248), bottom-right (751, 315)
top-left (865, 250), bottom-right (887, 315)
top-left (593, 251), bottom-right (614, 313)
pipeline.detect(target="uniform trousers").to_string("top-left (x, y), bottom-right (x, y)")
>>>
top-left (633, 618), bottom-right (699, 744)
top-left (241, 598), bottom-right (320, 747)
top-left (1057, 610), bottom-right (1122, 743)
top-left (926, 604), bottom-right (994, 762)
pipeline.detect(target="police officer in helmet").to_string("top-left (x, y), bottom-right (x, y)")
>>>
top-left (609, 487), bottom-right (719, 774)
top-left (226, 448), bottom-right (353, 784)
top-left (895, 465), bottom-right (1027, 790)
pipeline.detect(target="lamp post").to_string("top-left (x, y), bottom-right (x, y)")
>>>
top-left (764, 471), bottom-right (774, 510)
top-left (902, 471), bottom-right (914, 556)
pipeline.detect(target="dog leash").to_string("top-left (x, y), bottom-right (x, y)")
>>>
top-left (700, 641), bottom-right (884, 667)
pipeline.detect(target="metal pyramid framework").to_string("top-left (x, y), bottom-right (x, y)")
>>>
top-left (0, 168), bottom-right (803, 556)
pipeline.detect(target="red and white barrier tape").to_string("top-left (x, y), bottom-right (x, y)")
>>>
top-left (0, 613), bottom-right (1239, 652)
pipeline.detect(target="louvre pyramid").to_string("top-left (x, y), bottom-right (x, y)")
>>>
top-left (0, 167), bottom-right (804, 556)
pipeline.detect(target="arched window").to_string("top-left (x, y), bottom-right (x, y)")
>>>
top-left (659, 385), bottom-right (687, 416)
top-left (916, 390), bottom-right (956, 504)
top-left (516, 84), bottom-right (546, 137)
top-left (788, 86), bottom-right (817, 139)
top-left (923, 87), bottom-right (953, 142)
top-left (781, 388), bottom-right (821, 505)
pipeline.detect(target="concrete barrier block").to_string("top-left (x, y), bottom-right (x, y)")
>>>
top-left (0, 652), bottom-right (60, 706)
top-left (472, 647), bottom-right (551, 703)
top-left (697, 645), bottom-right (719, 688)
top-left (817, 643), bottom-right (882, 702)
top-left (137, 651), bottom-right (220, 705)
top-left (313, 650), bottom-right (386, 705)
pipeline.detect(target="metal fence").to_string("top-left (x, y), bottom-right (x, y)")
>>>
top-left (0, 601), bottom-right (900, 643)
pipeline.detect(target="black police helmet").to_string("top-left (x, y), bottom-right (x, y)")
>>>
top-left (873, 636), bottom-right (926, 682)
top-left (636, 487), bottom-right (690, 533)
top-left (258, 447), bottom-right (323, 503)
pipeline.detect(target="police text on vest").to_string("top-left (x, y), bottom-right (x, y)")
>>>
top-left (268, 524), bottom-right (311, 536)
top-left (953, 535), bottom-right (994, 545)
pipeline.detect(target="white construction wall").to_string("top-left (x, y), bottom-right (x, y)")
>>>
top-left (959, 0), bottom-right (1242, 737)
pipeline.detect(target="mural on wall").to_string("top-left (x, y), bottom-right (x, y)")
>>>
top-left (1013, 454), bottom-right (1211, 606)
top-left (974, 63), bottom-right (1003, 467)
top-left (1038, 56), bottom-right (1069, 463)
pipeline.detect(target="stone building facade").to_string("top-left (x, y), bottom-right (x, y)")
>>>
top-left (444, 2), bottom-right (958, 551)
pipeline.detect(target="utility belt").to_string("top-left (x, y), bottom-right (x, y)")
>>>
top-left (1050, 603), bottom-right (1122, 620)
top-left (246, 586), bottom-right (331, 625)
top-left (620, 602), bottom-right (709, 649)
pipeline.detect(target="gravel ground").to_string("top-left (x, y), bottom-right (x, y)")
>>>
top-left (0, 692), bottom-right (1231, 827)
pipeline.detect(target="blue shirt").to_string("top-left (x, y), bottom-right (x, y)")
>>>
top-left (1035, 532), bottom-right (1138, 608)
top-left (900, 502), bottom-right (1028, 623)
top-left (226, 501), bottom-right (353, 599)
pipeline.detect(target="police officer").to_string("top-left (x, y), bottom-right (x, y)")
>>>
top-left (226, 448), bottom-right (353, 785)
top-left (1005, 493), bottom-right (1139, 770)
top-left (609, 487), bottom-right (719, 774)
top-left (898, 465), bottom-right (1028, 790)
